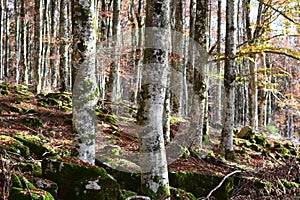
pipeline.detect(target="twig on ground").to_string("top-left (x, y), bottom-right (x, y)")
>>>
top-left (204, 170), bottom-right (241, 200)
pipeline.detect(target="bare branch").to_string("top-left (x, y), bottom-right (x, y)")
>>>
top-left (204, 170), bottom-right (241, 200)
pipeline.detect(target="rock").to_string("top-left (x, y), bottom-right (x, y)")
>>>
top-left (0, 135), bottom-right (30, 158)
top-left (35, 179), bottom-right (58, 198)
top-left (9, 172), bottom-right (55, 200)
top-left (235, 126), bottom-right (251, 138)
top-left (14, 134), bottom-right (49, 159)
top-left (42, 158), bottom-right (121, 200)
top-left (169, 171), bottom-right (234, 199)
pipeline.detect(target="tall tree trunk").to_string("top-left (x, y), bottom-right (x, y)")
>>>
top-left (0, 0), bottom-right (3, 80)
top-left (20, 0), bottom-right (28, 84)
top-left (137, 0), bottom-right (171, 197)
top-left (50, 0), bottom-right (60, 88)
top-left (34, 0), bottom-right (43, 93)
top-left (220, 0), bottom-right (237, 160)
top-left (106, 0), bottom-right (121, 109)
top-left (59, 0), bottom-right (69, 92)
top-left (72, 0), bottom-right (98, 165)
top-left (190, 0), bottom-right (208, 150)
top-left (14, 0), bottom-right (21, 84)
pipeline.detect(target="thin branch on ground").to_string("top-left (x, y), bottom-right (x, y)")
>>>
top-left (204, 170), bottom-right (242, 200)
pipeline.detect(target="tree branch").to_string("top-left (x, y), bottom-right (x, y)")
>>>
top-left (255, 0), bottom-right (298, 25)
top-left (205, 170), bottom-right (241, 200)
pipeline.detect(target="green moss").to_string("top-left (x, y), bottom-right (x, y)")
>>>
top-left (0, 135), bottom-right (30, 158)
top-left (11, 173), bottom-right (23, 188)
top-left (42, 158), bottom-right (120, 200)
top-left (254, 134), bottom-right (268, 147)
top-left (202, 134), bottom-right (212, 145)
top-left (14, 134), bottom-right (49, 159)
top-left (0, 83), bottom-right (10, 95)
top-left (120, 190), bottom-right (137, 200)
top-left (225, 149), bottom-right (237, 161)
top-left (281, 179), bottom-right (300, 189)
top-left (9, 187), bottom-right (55, 200)
top-left (169, 171), bottom-right (234, 199)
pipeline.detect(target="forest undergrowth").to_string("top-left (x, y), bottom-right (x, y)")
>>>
top-left (0, 82), bottom-right (299, 199)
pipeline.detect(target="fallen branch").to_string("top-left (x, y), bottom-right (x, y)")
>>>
top-left (204, 170), bottom-right (241, 200)
top-left (125, 195), bottom-right (151, 200)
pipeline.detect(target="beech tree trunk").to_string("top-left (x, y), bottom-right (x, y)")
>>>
top-left (72, 0), bottom-right (98, 165)
top-left (190, 0), bottom-right (208, 150)
top-left (137, 0), bottom-right (171, 197)
top-left (220, 0), bottom-right (237, 160)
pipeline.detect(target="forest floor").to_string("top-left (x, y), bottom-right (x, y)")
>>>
top-left (0, 82), bottom-right (300, 199)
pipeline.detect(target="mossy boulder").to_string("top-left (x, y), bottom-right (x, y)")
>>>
top-left (170, 187), bottom-right (197, 200)
top-left (13, 84), bottom-right (34, 96)
top-left (37, 98), bottom-right (62, 108)
top-left (42, 158), bottom-right (121, 200)
top-left (168, 171), bottom-right (234, 199)
top-left (0, 135), bottom-right (30, 158)
top-left (9, 172), bottom-right (55, 200)
top-left (9, 187), bottom-right (54, 200)
top-left (96, 160), bottom-right (141, 193)
top-left (0, 82), bottom-right (11, 95)
top-left (44, 93), bottom-right (72, 106)
top-left (14, 134), bottom-right (49, 159)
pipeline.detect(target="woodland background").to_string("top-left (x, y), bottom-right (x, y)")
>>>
top-left (0, 0), bottom-right (300, 199)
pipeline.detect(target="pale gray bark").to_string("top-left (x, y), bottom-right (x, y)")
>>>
top-left (20, 0), bottom-right (28, 84)
top-left (190, 0), bottom-right (208, 150)
top-left (14, 0), bottom-right (21, 84)
top-left (59, 0), bottom-right (69, 92)
top-left (137, 0), bottom-right (171, 197)
top-left (34, 0), bottom-right (43, 93)
top-left (50, 0), bottom-right (60, 88)
top-left (0, 1), bottom-right (3, 79)
top-left (220, 0), bottom-right (237, 160)
top-left (106, 0), bottom-right (121, 106)
top-left (215, 0), bottom-right (222, 125)
top-left (72, 0), bottom-right (98, 165)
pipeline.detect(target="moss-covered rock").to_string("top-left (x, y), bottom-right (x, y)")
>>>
top-left (168, 171), bottom-right (234, 199)
top-left (96, 160), bottom-right (141, 193)
top-left (14, 134), bottom-right (49, 159)
top-left (0, 82), bottom-right (11, 95)
top-left (0, 135), bottom-right (30, 158)
top-left (9, 187), bottom-right (54, 200)
top-left (119, 190), bottom-right (137, 200)
top-left (42, 158), bottom-right (121, 200)
top-left (13, 84), bottom-right (34, 96)
top-left (9, 172), bottom-right (55, 200)
top-left (170, 187), bottom-right (197, 200)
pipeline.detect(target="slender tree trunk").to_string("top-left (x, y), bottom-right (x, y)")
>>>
top-left (220, 0), bottom-right (237, 160)
top-left (137, 0), bottom-right (171, 197)
top-left (106, 0), bottom-right (121, 108)
top-left (14, 0), bottom-right (21, 84)
top-left (50, 0), bottom-right (60, 88)
top-left (20, 0), bottom-right (28, 84)
top-left (0, 1), bottom-right (3, 80)
top-left (72, 0), bottom-right (98, 165)
top-left (34, 0), bottom-right (43, 93)
top-left (59, 0), bottom-right (69, 92)
top-left (190, 0), bottom-right (208, 150)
